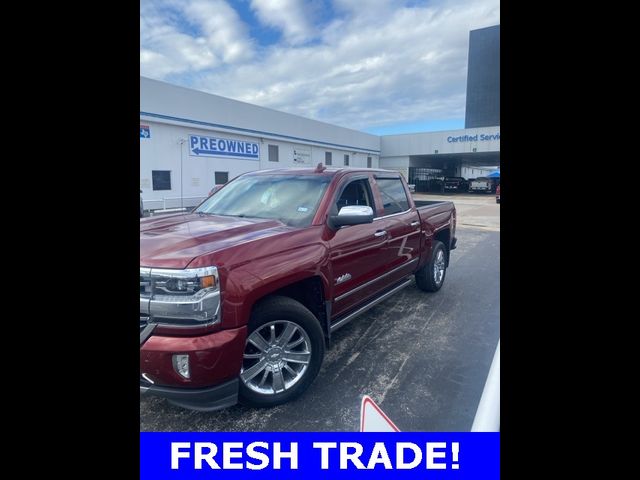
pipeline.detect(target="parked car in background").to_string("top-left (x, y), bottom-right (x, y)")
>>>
top-left (444, 177), bottom-right (469, 193)
top-left (469, 177), bottom-right (491, 193)
top-left (496, 184), bottom-right (500, 204)
top-left (429, 177), bottom-right (445, 193)
top-left (140, 190), bottom-right (143, 218)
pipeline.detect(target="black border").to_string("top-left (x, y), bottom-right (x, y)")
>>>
top-left (9, 2), bottom-right (602, 477)
top-left (500, 2), bottom-right (600, 476)
top-left (10, 3), bottom-right (140, 476)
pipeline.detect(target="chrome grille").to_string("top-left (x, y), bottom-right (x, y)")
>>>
top-left (140, 268), bottom-right (152, 298)
top-left (140, 315), bottom-right (150, 333)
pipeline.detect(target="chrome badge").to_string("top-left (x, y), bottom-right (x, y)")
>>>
top-left (335, 273), bottom-right (352, 285)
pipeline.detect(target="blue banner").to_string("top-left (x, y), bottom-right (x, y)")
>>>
top-left (141, 432), bottom-right (499, 479)
top-left (189, 134), bottom-right (260, 160)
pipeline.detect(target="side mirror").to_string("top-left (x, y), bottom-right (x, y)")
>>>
top-left (329, 205), bottom-right (374, 229)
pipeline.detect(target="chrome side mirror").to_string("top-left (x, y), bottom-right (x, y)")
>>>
top-left (329, 205), bottom-right (374, 229)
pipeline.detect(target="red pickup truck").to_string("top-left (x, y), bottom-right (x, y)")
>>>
top-left (140, 165), bottom-right (457, 411)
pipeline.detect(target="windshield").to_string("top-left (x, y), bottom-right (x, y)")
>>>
top-left (194, 174), bottom-right (331, 227)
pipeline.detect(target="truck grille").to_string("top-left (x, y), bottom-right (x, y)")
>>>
top-left (140, 315), bottom-right (150, 333)
top-left (140, 270), bottom-right (152, 298)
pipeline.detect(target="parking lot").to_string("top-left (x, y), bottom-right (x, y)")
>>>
top-left (140, 194), bottom-right (499, 431)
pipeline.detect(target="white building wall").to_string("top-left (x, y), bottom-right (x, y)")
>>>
top-left (140, 120), bottom-right (379, 209)
top-left (380, 126), bottom-right (500, 157)
top-left (141, 77), bottom-right (380, 153)
top-left (140, 77), bottom-right (379, 210)
top-left (377, 156), bottom-right (410, 181)
top-left (140, 77), bottom-right (500, 211)
top-left (140, 122), bottom-right (262, 209)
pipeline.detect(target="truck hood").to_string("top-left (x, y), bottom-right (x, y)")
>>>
top-left (140, 213), bottom-right (291, 269)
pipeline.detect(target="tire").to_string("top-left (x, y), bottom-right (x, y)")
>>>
top-left (415, 240), bottom-right (448, 292)
top-left (239, 296), bottom-right (325, 407)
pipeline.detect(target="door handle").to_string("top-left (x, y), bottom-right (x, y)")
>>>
top-left (374, 230), bottom-right (387, 238)
top-left (410, 221), bottom-right (420, 227)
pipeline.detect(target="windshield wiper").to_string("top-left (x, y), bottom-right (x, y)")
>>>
top-left (196, 212), bottom-right (264, 220)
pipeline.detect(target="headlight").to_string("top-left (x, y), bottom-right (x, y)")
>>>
top-left (140, 266), bottom-right (221, 326)
top-left (152, 267), bottom-right (217, 296)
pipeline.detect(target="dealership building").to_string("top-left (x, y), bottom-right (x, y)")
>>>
top-left (140, 25), bottom-right (500, 211)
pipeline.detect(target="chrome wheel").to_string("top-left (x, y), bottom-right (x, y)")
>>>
top-left (433, 249), bottom-right (445, 285)
top-left (241, 320), bottom-right (312, 395)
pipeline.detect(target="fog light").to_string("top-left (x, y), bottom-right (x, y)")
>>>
top-left (172, 354), bottom-right (190, 379)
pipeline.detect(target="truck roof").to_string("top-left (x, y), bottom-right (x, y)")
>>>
top-left (245, 166), bottom-right (401, 177)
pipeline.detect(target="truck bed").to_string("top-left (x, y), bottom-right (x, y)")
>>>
top-left (415, 200), bottom-right (455, 229)
top-left (414, 200), bottom-right (447, 208)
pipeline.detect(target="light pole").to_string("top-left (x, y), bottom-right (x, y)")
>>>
top-left (178, 138), bottom-right (185, 209)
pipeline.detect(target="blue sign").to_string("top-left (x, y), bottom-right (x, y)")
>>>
top-left (141, 432), bottom-right (499, 479)
top-left (447, 132), bottom-right (500, 143)
top-left (140, 125), bottom-right (151, 138)
top-left (189, 134), bottom-right (259, 160)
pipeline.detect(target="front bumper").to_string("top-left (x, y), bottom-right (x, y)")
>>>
top-left (140, 325), bottom-right (247, 410)
top-left (140, 377), bottom-right (239, 411)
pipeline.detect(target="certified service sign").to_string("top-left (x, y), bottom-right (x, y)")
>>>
top-left (189, 134), bottom-right (259, 160)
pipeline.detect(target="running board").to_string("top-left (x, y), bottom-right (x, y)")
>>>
top-left (329, 277), bottom-right (414, 333)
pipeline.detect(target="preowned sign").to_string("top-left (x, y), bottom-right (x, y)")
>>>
top-left (189, 134), bottom-right (259, 160)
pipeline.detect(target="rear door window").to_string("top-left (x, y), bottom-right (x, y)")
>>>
top-left (376, 177), bottom-right (409, 215)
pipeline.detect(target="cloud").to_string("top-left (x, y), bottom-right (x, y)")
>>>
top-left (141, 0), bottom-right (500, 131)
top-left (332, 0), bottom-right (396, 21)
top-left (140, 0), bottom-right (254, 78)
top-left (250, 0), bottom-right (316, 45)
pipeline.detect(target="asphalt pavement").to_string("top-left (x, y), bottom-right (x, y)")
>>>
top-left (140, 218), bottom-right (500, 431)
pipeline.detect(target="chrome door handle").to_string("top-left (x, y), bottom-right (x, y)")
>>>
top-left (410, 221), bottom-right (420, 227)
top-left (374, 230), bottom-right (387, 237)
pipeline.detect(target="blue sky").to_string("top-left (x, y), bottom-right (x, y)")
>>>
top-left (141, 0), bottom-right (499, 134)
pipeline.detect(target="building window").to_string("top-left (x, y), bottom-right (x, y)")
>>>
top-left (268, 144), bottom-right (279, 162)
top-left (152, 170), bottom-right (171, 191)
top-left (367, 156), bottom-right (372, 168)
top-left (344, 154), bottom-right (349, 166)
top-left (215, 171), bottom-right (229, 185)
top-left (325, 151), bottom-right (332, 166)
top-left (376, 177), bottom-right (409, 216)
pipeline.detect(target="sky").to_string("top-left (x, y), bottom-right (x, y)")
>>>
top-left (140, 0), bottom-right (500, 135)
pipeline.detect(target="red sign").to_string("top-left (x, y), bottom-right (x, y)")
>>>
top-left (360, 395), bottom-right (400, 432)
